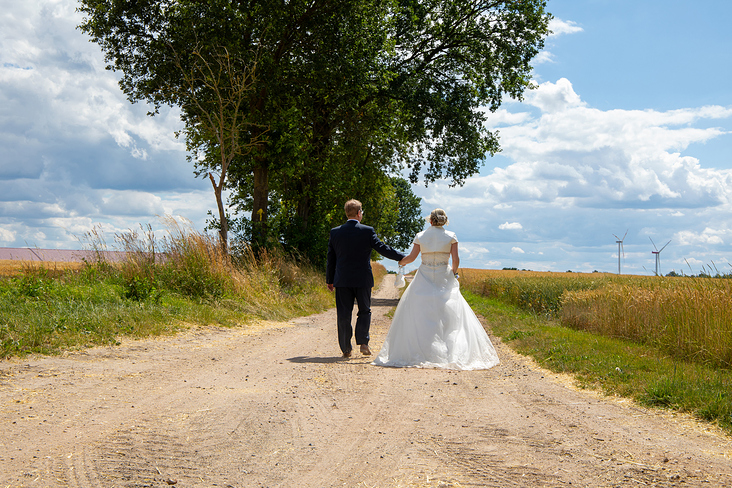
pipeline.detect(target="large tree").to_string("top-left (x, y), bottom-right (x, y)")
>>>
top-left (229, 0), bottom-right (551, 260)
top-left (78, 0), bottom-right (551, 260)
top-left (78, 0), bottom-right (373, 241)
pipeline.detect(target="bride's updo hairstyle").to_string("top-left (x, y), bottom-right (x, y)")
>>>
top-left (429, 208), bottom-right (449, 226)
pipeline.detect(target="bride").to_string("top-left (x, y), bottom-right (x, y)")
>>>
top-left (373, 209), bottom-right (500, 370)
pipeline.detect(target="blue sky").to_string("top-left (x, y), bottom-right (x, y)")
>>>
top-left (1, 1), bottom-right (731, 276)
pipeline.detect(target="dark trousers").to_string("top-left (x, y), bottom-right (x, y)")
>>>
top-left (334, 286), bottom-right (371, 353)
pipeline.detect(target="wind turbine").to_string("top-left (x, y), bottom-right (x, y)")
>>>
top-left (613, 230), bottom-right (628, 275)
top-left (650, 237), bottom-right (671, 276)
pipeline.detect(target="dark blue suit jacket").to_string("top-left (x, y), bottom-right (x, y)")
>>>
top-left (326, 220), bottom-right (405, 288)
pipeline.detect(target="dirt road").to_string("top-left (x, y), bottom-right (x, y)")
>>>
top-left (1, 277), bottom-right (731, 487)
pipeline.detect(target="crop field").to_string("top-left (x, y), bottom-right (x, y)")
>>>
top-left (460, 269), bottom-right (732, 368)
top-left (0, 260), bottom-right (84, 277)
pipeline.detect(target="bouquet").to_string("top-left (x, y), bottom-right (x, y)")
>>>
top-left (394, 266), bottom-right (406, 288)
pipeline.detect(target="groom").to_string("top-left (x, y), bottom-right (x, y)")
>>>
top-left (326, 199), bottom-right (406, 358)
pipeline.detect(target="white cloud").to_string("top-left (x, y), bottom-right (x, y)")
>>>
top-left (511, 247), bottom-right (525, 254)
top-left (459, 244), bottom-right (491, 264)
top-left (524, 78), bottom-right (585, 112)
top-left (675, 228), bottom-right (725, 246)
top-left (479, 79), bottom-right (732, 210)
top-left (499, 222), bottom-right (523, 230)
top-left (101, 191), bottom-right (165, 217)
top-left (0, 0), bottom-right (208, 250)
top-left (532, 51), bottom-right (555, 65)
top-left (0, 0), bottom-right (185, 168)
top-left (160, 190), bottom-right (220, 226)
top-left (484, 108), bottom-right (533, 128)
top-left (461, 244), bottom-right (490, 254)
top-left (0, 227), bottom-right (16, 242)
top-left (548, 19), bottom-right (584, 37)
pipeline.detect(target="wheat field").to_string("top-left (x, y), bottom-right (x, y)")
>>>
top-left (460, 269), bottom-right (732, 368)
top-left (0, 260), bottom-right (84, 277)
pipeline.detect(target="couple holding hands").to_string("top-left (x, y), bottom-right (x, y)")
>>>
top-left (326, 199), bottom-right (499, 370)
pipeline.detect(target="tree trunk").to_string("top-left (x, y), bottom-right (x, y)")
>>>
top-left (297, 195), bottom-right (311, 231)
top-left (210, 173), bottom-right (229, 254)
top-left (252, 164), bottom-right (269, 247)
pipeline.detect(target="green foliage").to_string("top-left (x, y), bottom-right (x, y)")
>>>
top-left (78, 0), bottom-right (551, 264)
top-left (229, 173), bottom-right (424, 265)
top-left (382, 177), bottom-right (425, 252)
top-left (15, 273), bottom-right (47, 298)
top-left (123, 276), bottom-right (163, 302)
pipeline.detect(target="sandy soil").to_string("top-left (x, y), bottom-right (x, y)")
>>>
top-left (1, 276), bottom-right (731, 488)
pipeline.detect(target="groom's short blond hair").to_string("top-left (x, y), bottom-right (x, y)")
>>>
top-left (344, 199), bottom-right (362, 219)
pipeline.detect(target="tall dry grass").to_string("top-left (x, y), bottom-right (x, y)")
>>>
top-left (96, 216), bottom-right (332, 318)
top-left (460, 269), bottom-right (615, 317)
top-left (464, 290), bottom-right (732, 434)
top-left (561, 277), bottom-right (732, 367)
top-left (461, 269), bottom-right (732, 369)
top-left (372, 262), bottom-right (388, 288)
top-left (0, 217), bottom-right (332, 358)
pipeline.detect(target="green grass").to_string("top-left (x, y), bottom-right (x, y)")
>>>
top-left (0, 263), bottom-right (330, 358)
top-left (465, 290), bottom-right (732, 436)
top-left (0, 222), bottom-right (334, 358)
top-left (0, 216), bottom-right (397, 360)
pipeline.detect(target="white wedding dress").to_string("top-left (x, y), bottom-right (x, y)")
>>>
top-left (373, 226), bottom-right (500, 370)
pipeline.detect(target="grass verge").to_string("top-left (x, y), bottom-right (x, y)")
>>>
top-left (0, 263), bottom-right (333, 358)
top-left (0, 224), bottom-right (391, 359)
top-left (0, 220), bottom-right (335, 358)
top-left (465, 290), bottom-right (732, 436)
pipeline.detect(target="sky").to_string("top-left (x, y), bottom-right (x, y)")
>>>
top-left (1, 0), bottom-right (731, 276)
